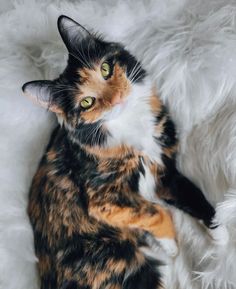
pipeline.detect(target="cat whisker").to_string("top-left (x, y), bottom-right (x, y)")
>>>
top-left (93, 40), bottom-right (101, 60)
top-left (129, 63), bottom-right (142, 83)
top-left (130, 65), bottom-right (142, 83)
top-left (87, 38), bottom-right (93, 68)
top-left (131, 73), bottom-right (143, 84)
top-left (84, 124), bottom-right (100, 145)
top-left (95, 125), bottom-right (103, 146)
top-left (129, 61), bottom-right (139, 80)
top-left (79, 41), bottom-right (93, 69)
top-left (92, 124), bottom-right (102, 146)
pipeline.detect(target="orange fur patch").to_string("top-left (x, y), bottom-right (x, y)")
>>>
top-left (38, 254), bottom-right (51, 275)
top-left (47, 149), bottom-right (57, 162)
top-left (89, 202), bottom-right (175, 239)
top-left (163, 144), bottom-right (178, 158)
top-left (149, 91), bottom-right (163, 115)
top-left (82, 143), bottom-right (134, 159)
top-left (155, 116), bottom-right (166, 136)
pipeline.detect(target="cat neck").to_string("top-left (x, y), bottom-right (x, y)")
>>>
top-left (65, 80), bottom-right (163, 164)
top-left (102, 84), bottom-right (163, 164)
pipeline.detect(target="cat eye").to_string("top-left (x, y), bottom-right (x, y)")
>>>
top-left (101, 62), bottom-right (111, 79)
top-left (80, 97), bottom-right (95, 109)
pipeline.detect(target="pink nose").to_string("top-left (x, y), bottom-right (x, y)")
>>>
top-left (111, 92), bottom-right (123, 105)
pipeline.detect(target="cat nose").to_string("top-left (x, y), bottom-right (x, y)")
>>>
top-left (111, 91), bottom-right (123, 105)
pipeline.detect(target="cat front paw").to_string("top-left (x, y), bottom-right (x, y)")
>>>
top-left (208, 224), bottom-right (229, 246)
top-left (158, 238), bottom-right (179, 257)
top-left (142, 232), bottom-right (178, 258)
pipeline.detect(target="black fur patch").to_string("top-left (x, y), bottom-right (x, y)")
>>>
top-left (161, 154), bottom-right (215, 226)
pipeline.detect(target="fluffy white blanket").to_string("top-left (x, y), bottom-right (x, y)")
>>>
top-left (0, 0), bottom-right (236, 288)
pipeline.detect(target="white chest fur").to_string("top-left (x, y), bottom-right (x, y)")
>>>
top-left (104, 80), bottom-right (163, 203)
top-left (104, 80), bottom-right (163, 164)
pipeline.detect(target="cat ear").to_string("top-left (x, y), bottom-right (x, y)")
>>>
top-left (57, 15), bottom-right (91, 51)
top-left (22, 80), bottom-right (62, 113)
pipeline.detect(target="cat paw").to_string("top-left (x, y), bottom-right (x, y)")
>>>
top-left (158, 238), bottom-right (179, 257)
top-left (141, 232), bottom-right (178, 258)
top-left (208, 224), bottom-right (229, 246)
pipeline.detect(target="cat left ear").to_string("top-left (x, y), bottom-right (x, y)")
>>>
top-left (57, 15), bottom-right (91, 52)
top-left (22, 80), bottom-right (62, 113)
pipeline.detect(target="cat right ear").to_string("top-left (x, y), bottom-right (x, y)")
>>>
top-left (57, 15), bottom-right (91, 52)
top-left (22, 80), bottom-right (62, 113)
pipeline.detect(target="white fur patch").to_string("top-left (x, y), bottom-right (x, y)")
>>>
top-left (158, 238), bottom-right (179, 258)
top-left (141, 234), bottom-right (178, 258)
top-left (104, 80), bottom-right (163, 164)
top-left (139, 162), bottom-right (158, 203)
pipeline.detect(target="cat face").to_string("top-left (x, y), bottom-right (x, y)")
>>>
top-left (23, 16), bottom-right (149, 146)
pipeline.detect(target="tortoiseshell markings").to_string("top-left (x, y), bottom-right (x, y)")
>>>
top-left (163, 144), bottom-right (178, 158)
top-left (24, 15), bottom-right (218, 289)
top-left (89, 203), bottom-right (176, 239)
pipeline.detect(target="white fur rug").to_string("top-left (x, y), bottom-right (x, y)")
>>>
top-left (1, 0), bottom-right (236, 288)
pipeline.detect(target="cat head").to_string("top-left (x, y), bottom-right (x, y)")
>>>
top-left (22, 15), bottom-right (151, 147)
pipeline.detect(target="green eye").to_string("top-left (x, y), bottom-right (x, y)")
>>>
top-left (101, 62), bottom-right (110, 79)
top-left (80, 97), bottom-right (95, 109)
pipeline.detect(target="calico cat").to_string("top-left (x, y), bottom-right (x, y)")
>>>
top-left (23, 16), bottom-right (225, 289)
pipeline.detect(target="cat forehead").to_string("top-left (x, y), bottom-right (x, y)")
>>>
top-left (71, 39), bottom-right (121, 63)
top-left (78, 62), bottom-right (103, 80)
top-left (75, 62), bottom-right (127, 101)
top-left (63, 48), bottom-right (129, 88)
top-left (76, 64), bottom-right (104, 98)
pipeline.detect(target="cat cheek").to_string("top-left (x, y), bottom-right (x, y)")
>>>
top-left (80, 108), bottom-right (104, 123)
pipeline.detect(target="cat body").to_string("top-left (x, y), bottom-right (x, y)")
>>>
top-left (23, 16), bottom-right (222, 289)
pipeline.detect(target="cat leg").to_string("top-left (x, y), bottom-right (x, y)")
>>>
top-left (157, 238), bottom-right (178, 257)
top-left (89, 201), bottom-right (178, 257)
top-left (159, 160), bottom-right (215, 226)
top-left (139, 206), bottom-right (178, 257)
top-left (159, 167), bottom-right (229, 244)
top-left (141, 232), bottom-right (178, 258)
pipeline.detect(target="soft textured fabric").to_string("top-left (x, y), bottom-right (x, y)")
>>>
top-left (0, 0), bottom-right (235, 288)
